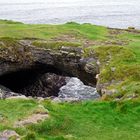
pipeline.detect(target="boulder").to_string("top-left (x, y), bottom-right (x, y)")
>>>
top-left (58, 77), bottom-right (100, 101)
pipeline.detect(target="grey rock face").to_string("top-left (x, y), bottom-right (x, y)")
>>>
top-left (0, 40), bottom-right (99, 86)
top-left (58, 77), bottom-right (100, 101)
top-left (0, 76), bottom-right (100, 101)
top-left (0, 85), bottom-right (19, 99)
top-left (0, 40), bottom-right (99, 99)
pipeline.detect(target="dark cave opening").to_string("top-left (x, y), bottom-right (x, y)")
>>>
top-left (0, 69), bottom-right (40, 92)
top-left (0, 64), bottom-right (68, 97)
top-left (0, 63), bottom-right (97, 98)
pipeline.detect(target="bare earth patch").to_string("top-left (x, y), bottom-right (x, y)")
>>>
top-left (14, 113), bottom-right (49, 127)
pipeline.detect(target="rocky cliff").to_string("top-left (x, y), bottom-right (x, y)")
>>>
top-left (0, 38), bottom-right (99, 98)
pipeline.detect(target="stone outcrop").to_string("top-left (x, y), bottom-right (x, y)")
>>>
top-left (58, 77), bottom-right (100, 101)
top-left (0, 85), bottom-right (19, 99)
top-left (0, 39), bottom-right (99, 99)
top-left (0, 39), bottom-right (99, 86)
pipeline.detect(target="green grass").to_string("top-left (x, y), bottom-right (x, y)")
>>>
top-left (0, 21), bottom-right (107, 41)
top-left (0, 99), bottom-right (38, 130)
top-left (0, 99), bottom-right (139, 140)
top-left (37, 100), bottom-right (140, 140)
top-left (32, 41), bottom-right (82, 50)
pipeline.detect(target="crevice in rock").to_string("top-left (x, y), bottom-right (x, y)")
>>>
top-left (0, 64), bottom-right (69, 97)
top-left (0, 48), bottom-right (99, 99)
top-left (0, 41), bottom-right (100, 99)
top-left (0, 62), bottom-right (98, 99)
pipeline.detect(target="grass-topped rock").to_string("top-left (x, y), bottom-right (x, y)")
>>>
top-left (0, 20), bottom-right (140, 140)
top-left (0, 20), bottom-right (140, 100)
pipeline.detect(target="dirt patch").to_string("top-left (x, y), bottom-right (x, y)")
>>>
top-left (51, 32), bottom-right (128, 48)
top-left (14, 113), bottom-right (49, 127)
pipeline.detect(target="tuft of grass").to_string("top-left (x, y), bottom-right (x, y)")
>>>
top-left (32, 41), bottom-right (82, 50)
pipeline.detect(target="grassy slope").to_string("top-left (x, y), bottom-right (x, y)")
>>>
top-left (0, 21), bottom-right (107, 40)
top-left (0, 99), bottom-right (140, 140)
top-left (0, 99), bottom-right (38, 130)
top-left (0, 20), bottom-right (140, 139)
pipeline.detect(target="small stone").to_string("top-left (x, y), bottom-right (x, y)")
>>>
top-left (85, 62), bottom-right (97, 74)
top-left (60, 50), bottom-right (69, 55)
top-left (0, 130), bottom-right (20, 140)
top-left (96, 74), bottom-right (100, 79)
top-left (37, 97), bottom-right (45, 103)
top-left (68, 52), bottom-right (75, 57)
top-left (111, 67), bottom-right (116, 72)
top-left (52, 97), bottom-right (62, 103)
top-left (96, 60), bottom-right (100, 65)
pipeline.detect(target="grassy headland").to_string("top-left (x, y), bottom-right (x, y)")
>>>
top-left (0, 20), bottom-right (140, 139)
top-left (0, 20), bottom-right (139, 99)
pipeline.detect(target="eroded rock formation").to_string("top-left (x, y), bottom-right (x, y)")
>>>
top-left (0, 39), bottom-right (100, 99)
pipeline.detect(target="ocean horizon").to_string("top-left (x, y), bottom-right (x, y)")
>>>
top-left (0, 0), bottom-right (140, 28)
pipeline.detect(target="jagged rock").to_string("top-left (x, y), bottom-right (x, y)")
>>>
top-left (58, 77), bottom-right (100, 101)
top-left (0, 39), bottom-right (99, 99)
top-left (0, 85), bottom-right (19, 99)
top-left (0, 40), bottom-right (99, 87)
top-left (19, 73), bottom-right (67, 97)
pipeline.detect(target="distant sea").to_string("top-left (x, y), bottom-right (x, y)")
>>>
top-left (0, 0), bottom-right (140, 28)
